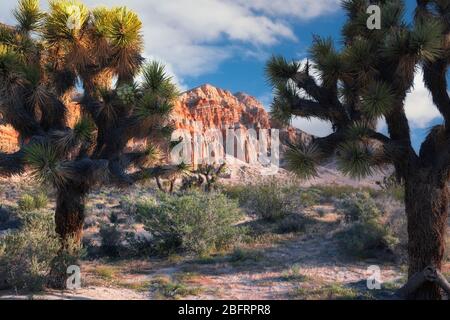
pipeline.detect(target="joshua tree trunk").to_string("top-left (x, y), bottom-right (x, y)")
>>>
top-left (55, 184), bottom-right (87, 247)
top-left (48, 184), bottom-right (87, 289)
top-left (404, 169), bottom-right (449, 300)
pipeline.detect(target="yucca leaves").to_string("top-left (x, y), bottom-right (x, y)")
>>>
top-left (269, 82), bottom-right (297, 125)
top-left (44, 0), bottom-right (90, 43)
top-left (284, 142), bottom-right (321, 180)
top-left (13, 0), bottom-right (45, 33)
top-left (361, 82), bottom-right (395, 119)
top-left (108, 7), bottom-right (143, 81)
top-left (24, 142), bottom-right (74, 187)
top-left (309, 37), bottom-right (342, 87)
top-left (341, 0), bottom-right (368, 19)
top-left (0, 44), bottom-right (23, 74)
top-left (130, 143), bottom-right (163, 168)
top-left (342, 38), bottom-right (377, 86)
top-left (265, 55), bottom-right (300, 86)
top-left (135, 93), bottom-right (173, 121)
top-left (410, 20), bottom-right (444, 62)
top-left (134, 61), bottom-right (178, 121)
top-left (92, 7), bottom-right (113, 38)
top-left (380, 0), bottom-right (405, 29)
top-left (336, 142), bottom-right (374, 179)
top-left (73, 116), bottom-right (96, 143)
top-left (108, 7), bottom-right (142, 49)
top-left (345, 121), bottom-right (374, 141)
top-left (141, 61), bottom-right (179, 100)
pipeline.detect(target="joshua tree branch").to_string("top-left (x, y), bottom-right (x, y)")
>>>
top-left (423, 60), bottom-right (450, 128)
top-left (397, 266), bottom-right (450, 298)
top-left (294, 71), bottom-right (341, 107)
top-left (366, 130), bottom-right (392, 144)
top-left (290, 98), bottom-right (342, 124)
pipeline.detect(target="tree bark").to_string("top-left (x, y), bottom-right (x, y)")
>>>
top-left (404, 170), bottom-right (449, 300)
top-left (55, 185), bottom-right (87, 246)
top-left (48, 184), bottom-right (87, 289)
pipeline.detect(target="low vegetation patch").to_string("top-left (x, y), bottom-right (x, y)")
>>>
top-left (0, 211), bottom-right (59, 291)
top-left (291, 283), bottom-right (371, 300)
top-left (138, 191), bottom-right (245, 256)
top-left (17, 192), bottom-right (48, 212)
top-left (335, 192), bottom-right (400, 260)
top-left (229, 247), bottom-right (264, 265)
top-left (150, 276), bottom-right (202, 299)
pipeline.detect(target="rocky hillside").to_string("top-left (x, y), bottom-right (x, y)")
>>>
top-left (173, 84), bottom-right (271, 131)
top-left (172, 84), bottom-right (309, 164)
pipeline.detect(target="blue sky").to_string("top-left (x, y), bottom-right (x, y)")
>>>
top-left (0, 0), bottom-right (447, 149)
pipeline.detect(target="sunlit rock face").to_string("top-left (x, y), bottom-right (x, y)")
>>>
top-left (0, 123), bottom-right (19, 153)
top-left (173, 84), bottom-right (271, 132)
top-left (172, 84), bottom-right (309, 166)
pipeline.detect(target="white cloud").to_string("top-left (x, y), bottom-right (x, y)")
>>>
top-left (404, 69), bottom-right (443, 128)
top-left (292, 117), bottom-right (333, 137)
top-left (0, 0), bottom-right (340, 81)
top-left (236, 0), bottom-right (341, 20)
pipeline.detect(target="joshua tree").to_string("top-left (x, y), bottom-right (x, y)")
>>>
top-left (267, 0), bottom-right (449, 299)
top-left (0, 0), bottom-right (180, 259)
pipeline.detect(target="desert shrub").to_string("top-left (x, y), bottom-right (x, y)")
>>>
top-left (314, 185), bottom-right (382, 203)
top-left (299, 188), bottom-right (322, 207)
top-left (376, 174), bottom-right (405, 202)
top-left (221, 184), bottom-right (248, 205)
top-left (276, 214), bottom-right (307, 234)
top-left (99, 223), bottom-right (124, 258)
top-left (0, 211), bottom-right (59, 291)
top-left (337, 192), bottom-right (381, 223)
top-left (119, 195), bottom-right (142, 217)
top-left (336, 193), bottom-right (399, 259)
top-left (378, 197), bottom-right (407, 262)
top-left (138, 191), bottom-right (244, 256)
top-left (245, 180), bottom-right (294, 221)
top-left (124, 232), bottom-right (153, 258)
top-left (17, 193), bottom-right (48, 212)
top-left (33, 193), bottom-right (48, 209)
top-left (336, 220), bottom-right (398, 259)
top-left (17, 194), bottom-right (36, 212)
top-left (229, 247), bottom-right (263, 263)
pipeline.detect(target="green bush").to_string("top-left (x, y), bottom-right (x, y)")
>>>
top-left (221, 184), bottom-right (248, 205)
top-left (299, 188), bottom-right (322, 207)
top-left (33, 193), bottom-right (48, 209)
top-left (245, 180), bottom-right (294, 221)
top-left (17, 193), bottom-right (48, 211)
top-left (0, 211), bottom-right (59, 291)
top-left (276, 214), bottom-right (307, 234)
top-left (99, 223), bottom-right (124, 258)
top-left (18, 194), bottom-right (36, 212)
top-left (337, 192), bottom-right (381, 223)
top-left (335, 192), bottom-right (399, 259)
top-left (138, 191), bottom-right (244, 256)
top-left (336, 219), bottom-right (398, 259)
